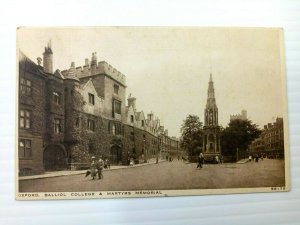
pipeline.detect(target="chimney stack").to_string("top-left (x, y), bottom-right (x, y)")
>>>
top-left (43, 41), bottom-right (53, 73)
top-left (85, 58), bottom-right (89, 66)
top-left (91, 52), bottom-right (97, 67)
top-left (127, 93), bottom-right (136, 111)
top-left (147, 112), bottom-right (154, 121)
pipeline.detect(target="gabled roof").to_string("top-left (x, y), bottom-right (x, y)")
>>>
top-left (19, 51), bottom-right (47, 78)
top-left (80, 78), bottom-right (101, 98)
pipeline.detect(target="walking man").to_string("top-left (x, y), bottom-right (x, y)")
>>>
top-left (96, 156), bottom-right (104, 179)
top-left (197, 153), bottom-right (204, 169)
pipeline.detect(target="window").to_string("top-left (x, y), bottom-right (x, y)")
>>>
top-left (130, 115), bottom-right (134, 123)
top-left (88, 93), bottom-right (95, 105)
top-left (108, 121), bottom-right (111, 133)
top-left (87, 119), bottom-right (95, 131)
top-left (112, 124), bottom-right (116, 135)
top-left (20, 110), bottom-right (31, 129)
top-left (75, 117), bottom-right (81, 128)
top-left (142, 120), bottom-right (144, 127)
top-left (19, 139), bottom-right (31, 159)
top-left (54, 119), bottom-right (62, 133)
top-left (20, 78), bottom-right (31, 95)
top-left (113, 100), bottom-right (121, 114)
top-left (114, 84), bottom-right (119, 95)
top-left (115, 123), bottom-right (122, 135)
top-left (53, 91), bottom-right (61, 104)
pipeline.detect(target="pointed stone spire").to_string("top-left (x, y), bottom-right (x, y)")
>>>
top-left (205, 73), bottom-right (218, 126)
top-left (207, 73), bottom-right (215, 103)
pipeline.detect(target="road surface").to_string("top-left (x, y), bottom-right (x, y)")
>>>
top-left (19, 158), bottom-right (285, 192)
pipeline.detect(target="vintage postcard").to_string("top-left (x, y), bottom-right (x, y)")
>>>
top-left (16, 27), bottom-right (290, 200)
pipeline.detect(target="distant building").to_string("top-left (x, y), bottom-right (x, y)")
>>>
top-left (18, 44), bottom-right (180, 175)
top-left (230, 110), bottom-right (247, 121)
top-left (202, 74), bottom-right (221, 160)
top-left (249, 117), bottom-right (284, 158)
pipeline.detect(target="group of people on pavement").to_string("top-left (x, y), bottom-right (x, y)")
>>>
top-left (248, 153), bottom-right (265, 162)
top-left (196, 153), bottom-right (223, 169)
top-left (86, 156), bottom-right (110, 180)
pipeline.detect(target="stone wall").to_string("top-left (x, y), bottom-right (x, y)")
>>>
top-left (19, 57), bottom-right (47, 175)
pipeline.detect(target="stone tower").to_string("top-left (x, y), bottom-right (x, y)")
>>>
top-left (43, 42), bottom-right (53, 73)
top-left (203, 74), bottom-right (221, 159)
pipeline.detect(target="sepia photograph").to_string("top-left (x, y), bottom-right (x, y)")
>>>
top-left (16, 27), bottom-right (289, 200)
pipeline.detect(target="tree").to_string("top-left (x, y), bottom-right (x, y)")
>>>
top-left (180, 115), bottom-right (203, 161)
top-left (221, 119), bottom-right (262, 160)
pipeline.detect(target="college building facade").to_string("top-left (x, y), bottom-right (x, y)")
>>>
top-left (249, 117), bottom-right (284, 158)
top-left (18, 44), bottom-right (181, 175)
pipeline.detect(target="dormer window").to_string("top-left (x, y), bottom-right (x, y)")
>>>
top-left (88, 93), bottom-right (95, 105)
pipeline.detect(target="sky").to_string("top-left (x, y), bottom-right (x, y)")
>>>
top-left (17, 27), bottom-right (286, 137)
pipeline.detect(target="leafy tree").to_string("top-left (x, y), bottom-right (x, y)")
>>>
top-left (221, 119), bottom-right (261, 160)
top-left (180, 115), bottom-right (203, 161)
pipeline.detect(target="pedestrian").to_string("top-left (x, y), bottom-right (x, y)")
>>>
top-left (215, 155), bottom-right (220, 164)
top-left (85, 156), bottom-right (97, 180)
top-left (104, 158), bottom-right (108, 169)
top-left (106, 158), bottom-right (111, 169)
top-left (197, 153), bottom-right (204, 168)
top-left (248, 155), bottom-right (252, 162)
top-left (255, 154), bottom-right (259, 162)
top-left (127, 156), bottom-right (130, 166)
top-left (96, 156), bottom-right (104, 179)
top-left (220, 155), bottom-right (223, 164)
top-left (130, 157), bottom-right (134, 166)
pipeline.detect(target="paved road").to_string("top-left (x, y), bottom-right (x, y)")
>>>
top-left (19, 159), bottom-right (285, 192)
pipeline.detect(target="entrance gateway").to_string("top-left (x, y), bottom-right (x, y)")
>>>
top-left (43, 144), bottom-right (68, 171)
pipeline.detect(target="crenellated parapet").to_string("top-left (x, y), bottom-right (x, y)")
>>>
top-left (61, 57), bottom-right (126, 86)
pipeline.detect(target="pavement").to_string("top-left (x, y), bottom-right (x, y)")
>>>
top-left (19, 158), bottom-right (166, 181)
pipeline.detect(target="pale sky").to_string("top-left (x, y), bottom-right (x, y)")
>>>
top-left (17, 27), bottom-right (286, 137)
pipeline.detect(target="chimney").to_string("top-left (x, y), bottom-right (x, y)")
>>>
top-left (165, 129), bottom-right (168, 136)
top-left (68, 62), bottom-right (76, 78)
top-left (127, 94), bottom-right (136, 111)
top-left (85, 58), bottom-right (89, 66)
top-left (268, 123), bottom-right (272, 129)
top-left (43, 41), bottom-right (53, 73)
top-left (91, 52), bottom-right (97, 67)
top-left (147, 112), bottom-right (153, 121)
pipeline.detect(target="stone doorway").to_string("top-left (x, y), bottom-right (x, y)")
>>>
top-left (43, 144), bottom-right (67, 171)
top-left (110, 145), bottom-right (122, 165)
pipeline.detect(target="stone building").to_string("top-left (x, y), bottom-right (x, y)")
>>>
top-left (230, 110), bottom-right (247, 121)
top-left (249, 117), bottom-right (284, 158)
top-left (18, 44), bottom-right (180, 175)
top-left (202, 74), bottom-right (222, 160)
